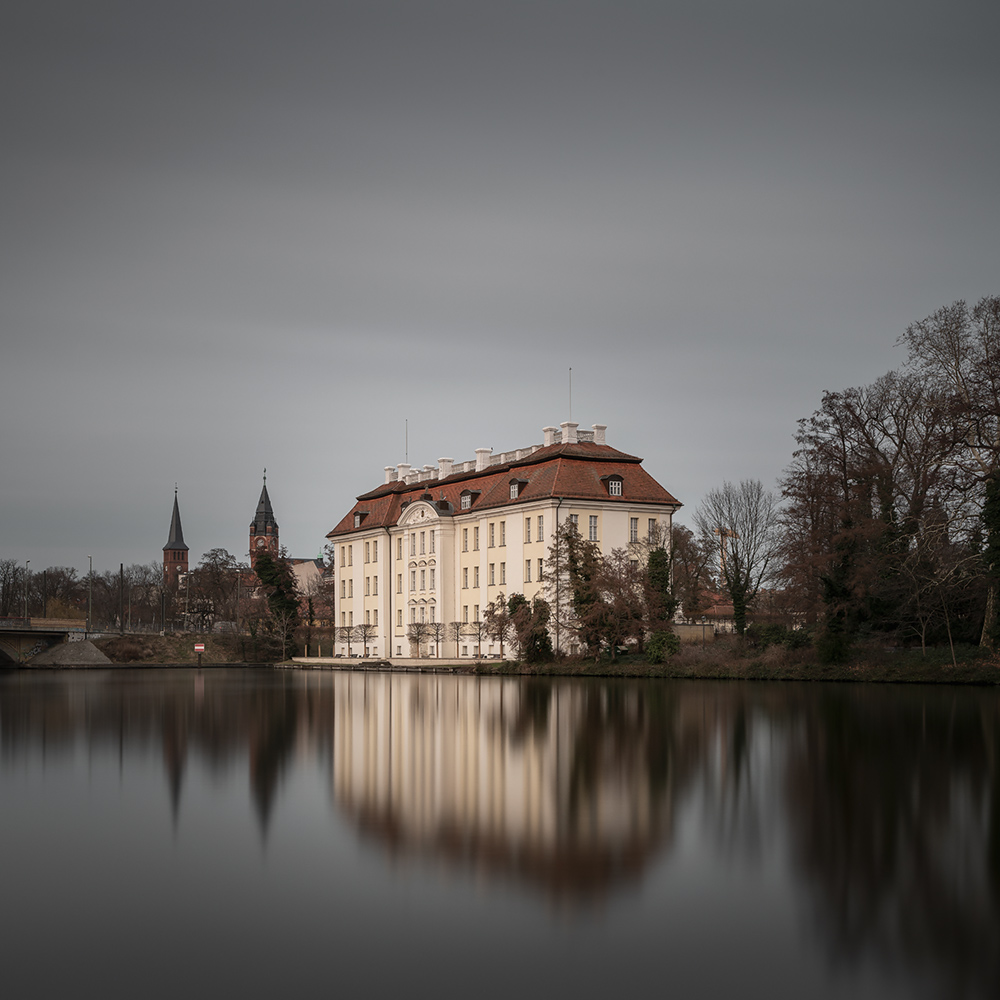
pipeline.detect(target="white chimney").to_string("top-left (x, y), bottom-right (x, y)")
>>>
top-left (396, 463), bottom-right (411, 483)
top-left (406, 471), bottom-right (418, 485)
top-left (561, 421), bottom-right (579, 444)
top-left (475, 447), bottom-right (491, 472)
top-left (438, 457), bottom-right (453, 479)
top-left (592, 424), bottom-right (607, 445)
top-left (384, 466), bottom-right (396, 484)
top-left (543, 425), bottom-right (558, 447)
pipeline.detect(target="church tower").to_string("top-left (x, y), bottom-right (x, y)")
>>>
top-left (163, 488), bottom-right (189, 588)
top-left (249, 471), bottom-right (279, 569)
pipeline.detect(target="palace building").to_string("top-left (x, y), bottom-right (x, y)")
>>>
top-left (326, 421), bottom-right (681, 658)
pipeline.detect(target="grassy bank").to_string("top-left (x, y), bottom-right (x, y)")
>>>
top-left (94, 633), bottom-right (259, 664)
top-left (471, 640), bottom-right (1000, 684)
top-left (92, 633), bottom-right (1000, 684)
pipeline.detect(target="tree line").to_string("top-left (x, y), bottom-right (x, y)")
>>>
top-left (688, 294), bottom-right (1000, 663)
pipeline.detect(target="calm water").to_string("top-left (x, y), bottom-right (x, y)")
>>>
top-left (1, 669), bottom-right (997, 1000)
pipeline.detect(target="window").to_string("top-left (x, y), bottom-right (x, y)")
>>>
top-left (538, 515), bottom-right (543, 541)
top-left (365, 577), bottom-right (370, 596)
top-left (340, 547), bottom-right (346, 568)
top-left (410, 533), bottom-right (416, 556)
top-left (463, 605), bottom-right (469, 623)
top-left (500, 521), bottom-right (506, 546)
top-left (589, 515), bottom-right (598, 541)
top-left (609, 477), bottom-right (623, 496)
top-left (397, 573), bottom-right (402, 593)
top-left (630, 517), bottom-right (639, 542)
top-left (348, 579), bottom-right (353, 597)
top-left (420, 569), bottom-right (426, 590)
top-left (420, 531), bottom-right (425, 555)
top-left (397, 609), bottom-right (403, 627)
top-left (340, 580), bottom-right (346, 598)
top-left (365, 610), bottom-right (370, 625)
top-left (365, 542), bottom-right (370, 563)
top-left (510, 483), bottom-right (519, 499)
top-left (500, 562), bottom-right (506, 584)
top-left (489, 523), bottom-right (495, 547)
top-left (429, 568), bottom-right (435, 590)
top-left (474, 566), bottom-right (480, 587)
top-left (410, 608), bottom-right (416, 623)
top-left (373, 610), bottom-right (378, 627)
top-left (461, 493), bottom-right (471, 510)
top-left (429, 531), bottom-right (435, 554)
top-left (630, 559), bottom-right (639, 570)
top-left (430, 607), bottom-right (435, 623)
top-left (525, 518), bottom-right (531, 543)
top-left (348, 546), bottom-right (353, 566)
top-left (420, 607), bottom-right (426, 623)
top-left (463, 567), bottom-right (469, 589)
top-left (473, 527), bottom-right (480, 550)
top-left (649, 519), bottom-right (657, 541)
top-left (397, 538), bottom-right (403, 560)
top-left (349, 611), bottom-right (353, 626)
top-left (462, 646), bottom-right (468, 656)
top-left (525, 560), bottom-right (532, 582)
top-left (474, 605), bottom-right (480, 622)
top-left (372, 540), bottom-right (378, 561)
top-left (354, 513), bottom-right (362, 527)
top-left (489, 563), bottom-right (495, 585)
top-left (410, 570), bottom-right (416, 591)
top-left (570, 514), bottom-right (579, 529)
top-left (341, 611), bottom-right (346, 627)
top-left (373, 576), bottom-right (378, 595)
top-left (463, 528), bottom-right (468, 551)
top-left (538, 558), bottom-right (543, 581)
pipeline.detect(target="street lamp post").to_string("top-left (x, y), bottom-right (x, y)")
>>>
top-left (87, 555), bottom-right (93, 638)
top-left (24, 560), bottom-right (30, 620)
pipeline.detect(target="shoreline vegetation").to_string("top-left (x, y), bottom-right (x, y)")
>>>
top-left (82, 634), bottom-right (1000, 685)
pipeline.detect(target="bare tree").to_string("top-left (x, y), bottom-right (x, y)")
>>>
top-left (484, 593), bottom-right (516, 659)
top-left (427, 621), bottom-right (446, 657)
top-left (466, 616), bottom-right (489, 658)
top-left (448, 620), bottom-right (467, 657)
top-left (694, 479), bottom-right (781, 636)
top-left (406, 620), bottom-right (430, 657)
top-left (352, 620), bottom-right (378, 656)
top-left (337, 624), bottom-right (355, 657)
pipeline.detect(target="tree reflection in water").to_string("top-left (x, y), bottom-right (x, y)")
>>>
top-left (0, 669), bottom-right (997, 996)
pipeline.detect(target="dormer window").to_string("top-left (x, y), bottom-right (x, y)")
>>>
top-left (460, 489), bottom-right (480, 511)
top-left (509, 478), bottom-right (528, 500)
top-left (354, 514), bottom-right (362, 527)
top-left (604, 475), bottom-right (623, 496)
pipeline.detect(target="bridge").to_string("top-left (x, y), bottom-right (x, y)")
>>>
top-left (0, 618), bottom-right (89, 664)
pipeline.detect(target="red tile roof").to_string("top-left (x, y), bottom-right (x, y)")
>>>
top-left (327, 443), bottom-right (680, 538)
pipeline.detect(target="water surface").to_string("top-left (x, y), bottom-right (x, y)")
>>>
top-left (1, 669), bottom-right (997, 999)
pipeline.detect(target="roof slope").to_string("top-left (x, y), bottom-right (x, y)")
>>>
top-left (328, 443), bottom-right (680, 538)
top-left (163, 493), bottom-right (188, 551)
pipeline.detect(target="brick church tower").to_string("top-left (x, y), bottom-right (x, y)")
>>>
top-left (163, 488), bottom-right (189, 587)
top-left (249, 471), bottom-right (279, 570)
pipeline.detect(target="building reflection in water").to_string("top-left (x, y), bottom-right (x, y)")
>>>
top-left (1, 670), bottom-right (998, 995)
top-left (331, 674), bottom-right (706, 900)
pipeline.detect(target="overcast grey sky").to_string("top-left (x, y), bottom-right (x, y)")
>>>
top-left (2, 0), bottom-right (998, 574)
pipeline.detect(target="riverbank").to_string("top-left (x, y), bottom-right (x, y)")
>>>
top-left (77, 633), bottom-right (1000, 684)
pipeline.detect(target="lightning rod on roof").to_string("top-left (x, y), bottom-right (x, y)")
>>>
top-left (569, 367), bottom-right (572, 421)
top-left (405, 419), bottom-right (408, 464)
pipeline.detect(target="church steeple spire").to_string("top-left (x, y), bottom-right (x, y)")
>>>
top-left (163, 487), bottom-right (189, 587)
top-left (250, 470), bottom-right (279, 568)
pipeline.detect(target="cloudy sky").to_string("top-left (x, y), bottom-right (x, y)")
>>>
top-left (2, 0), bottom-right (998, 574)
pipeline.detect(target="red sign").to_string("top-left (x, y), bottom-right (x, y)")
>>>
top-left (194, 643), bottom-right (205, 652)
